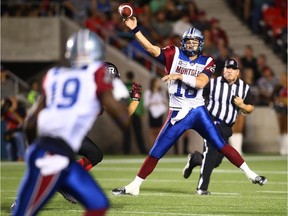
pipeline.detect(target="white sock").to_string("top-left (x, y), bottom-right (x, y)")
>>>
top-left (129, 176), bottom-right (144, 187)
top-left (229, 133), bottom-right (243, 155)
top-left (239, 162), bottom-right (258, 180)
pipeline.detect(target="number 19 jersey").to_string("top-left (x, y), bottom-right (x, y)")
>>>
top-left (37, 62), bottom-right (112, 152)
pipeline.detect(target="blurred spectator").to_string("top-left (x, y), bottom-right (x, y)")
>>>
top-left (1, 97), bottom-right (26, 161)
top-left (94, 0), bottom-right (111, 13)
top-left (151, 9), bottom-right (173, 43)
top-left (209, 18), bottom-right (229, 48)
top-left (255, 53), bottom-right (268, 82)
top-left (84, 9), bottom-right (104, 36)
top-left (144, 77), bottom-right (168, 149)
top-left (123, 71), bottom-right (147, 154)
top-left (242, 67), bottom-right (260, 104)
top-left (164, 0), bottom-right (181, 21)
top-left (249, 0), bottom-right (273, 33)
top-left (272, 72), bottom-right (287, 155)
top-left (27, 79), bottom-right (41, 105)
top-left (214, 45), bottom-right (231, 77)
top-left (202, 29), bottom-right (219, 60)
top-left (1, 66), bottom-right (15, 98)
top-left (172, 11), bottom-right (193, 37)
top-left (256, 67), bottom-right (280, 106)
top-left (240, 45), bottom-right (258, 82)
top-left (185, 0), bottom-right (199, 23)
top-left (149, 0), bottom-right (167, 13)
top-left (192, 10), bottom-right (210, 31)
top-left (62, 0), bottom-right (90, 25)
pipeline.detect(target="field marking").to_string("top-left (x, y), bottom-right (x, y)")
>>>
top-left (257, 191), bottom-right (288, 194)
top-left (66, 209), bottom-right (226, 216)
top-left (107, 210), bottom-right (227, 216)
top-left (107, 192), bottom-right (287, 200)
top-left (90, 167), bottom-right (288, 175)
top-left (1, 155), bottom-right (287, 167)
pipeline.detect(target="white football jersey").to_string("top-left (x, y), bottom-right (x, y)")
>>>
top-left (162, 46), bottom-right (215, 109)
top-left (112, 78), bottom-right (129, 101)
top-left (37, 62), bottom-right (112, 152)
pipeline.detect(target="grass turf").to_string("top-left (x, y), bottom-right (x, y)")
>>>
top-left (1, 155), bottom-right (287, 216)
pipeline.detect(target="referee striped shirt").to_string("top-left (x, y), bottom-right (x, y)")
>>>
top-left (205, 76), bottom-right (254, 127)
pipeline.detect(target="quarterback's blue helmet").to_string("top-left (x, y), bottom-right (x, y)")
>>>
top-left (181, 28), bottom-right (204, 57)
top-left (65, 29), bottom-right (105, 67)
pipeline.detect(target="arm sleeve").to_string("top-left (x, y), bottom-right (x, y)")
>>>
top-left (243, 88), bottom-right (254, 106)
top-left (202, 57), bottom-right (215, 78)
top-left (161, 46), bottom-right (176, 75)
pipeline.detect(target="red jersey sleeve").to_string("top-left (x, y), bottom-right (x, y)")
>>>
top-left (162, 46), bottom-right (176, 75)
top-left (94, 64), bottom-right (113, 99)
top-left (202, 57), bottom-right (216, 78)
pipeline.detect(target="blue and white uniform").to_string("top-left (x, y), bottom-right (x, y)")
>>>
top-left (12, 62), bottom-right (111, 216)
top-left (150, 46), bottom-right (226, 158)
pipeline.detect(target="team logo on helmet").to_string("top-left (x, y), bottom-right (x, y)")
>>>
top-left (104, 62), bottom-right (120, 79)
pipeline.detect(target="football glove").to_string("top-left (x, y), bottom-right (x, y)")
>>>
top-left (130, 82), bottom-right (142, 101)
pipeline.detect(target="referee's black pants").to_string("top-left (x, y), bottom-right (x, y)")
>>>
top-left (197, 122), bottom-right (232, 191)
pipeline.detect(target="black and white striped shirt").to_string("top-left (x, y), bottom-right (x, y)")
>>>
top-left (204, 76), bottom-right (253, 127)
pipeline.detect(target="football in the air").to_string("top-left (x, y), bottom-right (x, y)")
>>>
top-left (118, 3), bottom-right (134, 18)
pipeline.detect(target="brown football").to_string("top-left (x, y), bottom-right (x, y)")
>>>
top-left (118, 3), bottom-right (134, 18)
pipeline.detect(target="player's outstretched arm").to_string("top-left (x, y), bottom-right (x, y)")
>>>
top-left (128, 101), bottom-right (139, 116)
top-left (123, 17), bottom-right (161, 57)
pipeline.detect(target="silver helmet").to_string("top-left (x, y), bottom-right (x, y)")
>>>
top-left (181, 28), bottom-right (204, 57)
top-left (65, 29), bottom-right (105, 67)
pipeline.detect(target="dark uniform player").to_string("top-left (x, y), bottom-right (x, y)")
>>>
top-left (183, 59), bottom-right (257, 195)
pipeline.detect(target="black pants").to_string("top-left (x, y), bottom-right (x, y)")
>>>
top-left (197, 122), bottom-right (232, 191)
top-left (123, 115), bottom-right (147, 154)
top-left (78, 136), bottom-right (103, 166)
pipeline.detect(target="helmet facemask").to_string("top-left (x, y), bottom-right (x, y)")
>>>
top-left (181, 28), bottom-right (204, 57)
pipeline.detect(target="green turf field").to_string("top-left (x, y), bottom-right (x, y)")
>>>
top-left (1, 155), bottom-right (287, 216)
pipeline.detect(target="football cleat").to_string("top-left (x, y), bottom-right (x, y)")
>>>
top-left (10, 200), bottom-right (17, 211)
top-left (59, 190), bottom-right (77, 204)
top-left (196, 189), bottom-right (211, 195)
top-left (183, 151), bottom-right (203, 179)
top-left (251, 176), bottom-right (268, 186)
top-left (112, 183), bottom-right (140, 196)
top-left (111, 187), bottom-right (127, 196)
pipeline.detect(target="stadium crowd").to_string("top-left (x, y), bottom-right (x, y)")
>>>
top-left (1, 0), bottom-right (287, 160)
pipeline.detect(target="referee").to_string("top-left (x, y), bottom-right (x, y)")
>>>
top-left (183, 58), bottom-right (255, 195)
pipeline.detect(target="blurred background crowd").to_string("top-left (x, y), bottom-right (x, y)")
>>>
top-left (1, 0), bottom-right (287, 160)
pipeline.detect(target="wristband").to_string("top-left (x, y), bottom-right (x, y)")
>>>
top-left (182, 75), bottom-right (196, 88)
top-left (131, 26), bottom-right (140, 34)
